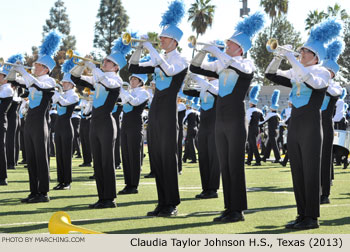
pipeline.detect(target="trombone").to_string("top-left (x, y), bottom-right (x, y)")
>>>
top-left (0, 58), bottom-right (32, 70)
top-left (122, 32), bottom-right (158, 46)
top-left (266, 38), bottom-right (300, 57)
top-left (188, 35), bottom-right (225, 50)
top-left (66, 49), bottom-right (101, 66)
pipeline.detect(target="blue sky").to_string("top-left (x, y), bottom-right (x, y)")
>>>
top-left (0, 0), bottom-right (348, 61)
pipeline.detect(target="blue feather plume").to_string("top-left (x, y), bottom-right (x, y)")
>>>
top-left (39, 31), bottom-right (61, 57)
top-left (111, 32), bottom-right (138, 55)
top-left (7, 54), bottom-right (23, 64)
top-left (235, 12), bottom-right (265, 38)
top-left (271, 89), bottom-right (280, 106)
top-left (326, 39), bottom-right (344, 61)
top-left (310, 18), bottom-right (342, 44)
top-left (249, 85), bottom-right (261, 100)
top-left (340, 87), bottom-right (347, 100)
top-left (61, 58), bottom-right (76, 74)
top-left (160, 0), bottom-right (185, 27)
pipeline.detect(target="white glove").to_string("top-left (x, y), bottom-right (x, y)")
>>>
top-left (85, 61), bottom-right (96, 71)
top-left (12, 65), bottom-right (27, 75)
top-left (140, 34), bottom-right (149, 41)
top-left (52, 91), bottom-right (61, 104)
top-left (70, 65), bottom-right (85, 78)
top-left (202, 45), bottom-right (232, 68)
top-left (92, 68), bottom-right (105, 83)
top-left (6, 69), bottom-right (17, 81)
top-left (142, 41), bottom-right (153, 50)
top-left (277, 44), bottom-right (293, 57)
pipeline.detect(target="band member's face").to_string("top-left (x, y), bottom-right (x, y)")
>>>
top-left (328, 69), bottom-right (335, 79)
top-left (130, 76), bottom-right (142, 89)
top-left (299, 48), bottom-right (318, 66)
top-left (160, 36), bottom-right (176, 52)
top-left (0, 74), bottom-right (6, 84)
top-left (62, 81), bottom-right (74, 91)
top-left (34, 63), bottom-right (49, 77)
top-left (102, 59), bottom-right (119, 72)
top-left (225, 40), bottom-right (242, 57)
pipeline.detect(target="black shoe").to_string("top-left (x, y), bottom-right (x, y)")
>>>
top-left (0, 179), bottom-right (8, 186)
top-left (196, 190), bottom-right (218, 199)
top-left (182, 158), bottom-right (187, 163)
top-left (178, 170), bottom-right (182, 175)
top-left (213, 209), bottom-right (231, 222)
top-left (245, 161), bottom-right (251, 165)
top-left (50, 154), bottom-right (55, 157)
top-left (343, 162), bottom-right (348, 169)
top-left (62, 183), bottom-right (71, 190)
top-left (53, 183), bottom-right (64, 190)
top-left (285, 215), bottom-right (304, 229)
top-left (279, 161), bottom-right (287, 167)
top-left (27, 194), bottom-right (50, 203)
top-left (115, 165), bottom-right (121, 170)
top-left (147, 205), bottom-right (164, 216)
top-left (89, 200), bottom-right (102, 209)
top-left (94, 200), bottom-right (116, 209)
top-left (75, 154), bottom-right (82, 158)
top-left (144, 173), bottom-right (155, 178)
top-left (261, 157), bottom-right (266, 162)
top-left (272, 159), bottom-right (281, 163)
top-left (158, 206), bottom-right (178, 217)
top-left (221, 211), bottom-right (245, 223)
top-left (320, 195), bottom-right (330, 204)
top-left (24, 165), bottom-right (28, 168)
top-left (79, 163), bottom-right (91, 167)
top-left (21, 193), bottom-right (37, 203)
top-left (7, 165), bottom-right (15, 170)
top-left (118, 186), bottom-right (138, 195)
top-left (189, 160), bottom-right (196, 163)
top-left (253, 162), bottom-right (261, 166)
top-left (18, 160), bottom-right (26, 164)
top-left (89, 175), bottom-right (95, 179)
top-left (293, 217), bottom-right (319, 230)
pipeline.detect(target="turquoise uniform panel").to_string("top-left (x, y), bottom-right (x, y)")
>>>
top-left (290, 80), bottom-right (312, 108)
top-left (112, 104), bottom-right (119, 113)
top-left (218, 69), bottom-right (239, 97)
top-left (29, 89), bottom-right (43, 109)
top-left (123, 103), bottom-right (133, 113)
top-left (200, 92), bottom-right (215, 111)
top-left (321, 95), bottom-right (330, 111)
top-left (93, 84), bottom-right (109, 108)
top-left (154, 68), bottom-right (172, 91)
top-left (57, 105), bottom-right (67, 116)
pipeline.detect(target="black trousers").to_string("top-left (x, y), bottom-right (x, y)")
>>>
top-left (6, 109), bottom-right (19, 167)
top-left (288, 113), bottom-right (322, 218)
top-left (198, 125), bottom-right (220, 192)
top-left (215, 120), bottom-right (247, 211)
top-left (0, 126), bottom-right (7, 179)
top-left (90, 115), bottom-right (116, 200)
top-left (54, 119), bottom-right (73, 184)
top-left (183, 128), bottom-right (197, 162)
top-left (121, 127), bottom-right (142, 188)
top-left (72, 117), bottom-right (81, 155)
top-left (80, 118), bottom-right (92, 164)
top-left (264, 133), bottom-right (281, 161)
top-left (113, 114), bottom-right (121, 167)
top-left (321, 119), bottom-right (334, 197)
top-left (15, 114), bottom-right (20, 164)
top-left (24, 115), bottom-right (50, 194)
top-left (247, 129), bottom-right (261, 163)
top-left (19, 118), bottom-right (26, 162)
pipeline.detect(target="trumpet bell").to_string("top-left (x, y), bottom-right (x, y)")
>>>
top-left (266, 38), bottom-right (278, 53)
top-left (48, 211), bottom-right (103, 234)
top-left (66, 49), bottom-right (101, 66)
top-left (122, 33), bottom-right (132, 45)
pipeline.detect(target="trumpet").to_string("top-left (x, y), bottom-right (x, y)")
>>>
top-left (66, 49), bottom-right (101, 66)
top-left (183, 73), bottom-right (201, 91)
top-left (0, 58), bottom-right (32, 70)
top-left (188, 35), bottom-right (225, 49)
top-left (122, 32), bottom-right (158, 46)
top-left (266, 38), bottom-right (300, 57)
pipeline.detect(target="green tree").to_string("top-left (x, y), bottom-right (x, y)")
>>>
top-left (94, 0), bottom-right (129, 55)
top-left (188, 0), bottom-right (216, 57)
top-left (338, 19), bottom-right (350, 85)
top-left (42, 0), bottom-right (77, 79)
top-left (260, 0), bottom-right (289, 37)
top-left (250, 16), bottom-right (302, 85)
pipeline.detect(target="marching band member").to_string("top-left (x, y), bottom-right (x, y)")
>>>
top-left (18, 98), bottom-right (29, 165)
top-left (280, 97), bottom-right (292, 167)
top-left (11, 31), bottom-right (61, 202)
top-left (177, 90), bottom-right (186, 175)
top-left (112, 103), bottom-right (122, 170)
top-left (333, 88), bottom-right (347, 130)
top-left (190, 12), bottom-right (265, 222)
top-left (49, 104), bottom-right (57, 157)
top-left (0, 55), bottom-right (18, 185)
top-left (79, 90), bottom-right (93, 168)
top-left (246, 85), bottom-right (264, 166)
top-left (261, 89), bottom-right (281, 163)
top-left (71, 105), bottom-right (82, 158)
top-left (52, 58), bottom-right (79, 190)
top-left (129, 0), bottom-right (187, 216)
top-left (118, 73), bottom-right (149, 194)
top-left (70, 38), bottom-right (130, 208)
top-left (265, 19), bottom-right (342, 229)
top-left (321, 40), bottom-right (344, 204)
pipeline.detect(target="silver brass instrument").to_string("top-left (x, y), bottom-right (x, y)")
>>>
top-left (188, 35), bottom-right (225, 50)
top-left (0, 58), bottom-right (32, 70)
top-left (122, 32), bottom-right (158, 46)
top-left (183, 73), bottom-right (201, 91)
top-left (66, 49), bottom-right (101, 66)
top-left (266, 38), bottom-right (300, 57)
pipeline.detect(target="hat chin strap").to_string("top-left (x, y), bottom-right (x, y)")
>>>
top-left (304, 55), bottom-right (318, 67)
top-left (164, 40), bottom-right (176, 53)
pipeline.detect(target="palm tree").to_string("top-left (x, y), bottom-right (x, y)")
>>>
top-left (260, 0), bottom-right (289, 37)
top-left (325, 3), bottom-right (349, 20)
top-left (188, 0), bottom-right (216, 57)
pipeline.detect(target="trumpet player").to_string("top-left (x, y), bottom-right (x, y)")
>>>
top-left (118, 73), bottom-right (149, 195)
top-left (265, 19), bottom-right (342, 229)
top-left (320, 40), bottom-right (344, 204)
top-left (190, 12), bottom-right (265, 223)
top-left (128, 0), bottom-right (187, 217)
top-left (70, 38), bottom-right (130, 209)
top-left (79, 90), bottom-right (93, 168)
top-left (10, 31), bottom-right (61, 203)
top-left (51, 59), bottom-right (79, 190)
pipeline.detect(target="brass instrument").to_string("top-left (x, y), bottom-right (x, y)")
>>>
top-left (188, 35), bottom-right (225, 49)
top-left (66, 49), bottom-right (101, 66)
top-left (266, 38), bottom-right (300, 57)
top-left (0, 58), bottom-right (32, 70)
top-left (183, 73), bottom-right (201, 91)
top-left (122, 32), bottom-right (158, 46)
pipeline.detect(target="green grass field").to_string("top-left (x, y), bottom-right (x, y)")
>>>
top-left (0, 150), bottom-right (349, 234)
